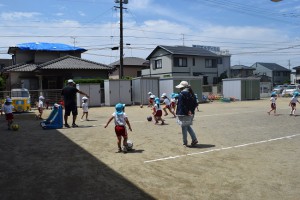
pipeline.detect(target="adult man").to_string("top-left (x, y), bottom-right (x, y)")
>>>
top-left (61, 79), bottom-right (89, 128)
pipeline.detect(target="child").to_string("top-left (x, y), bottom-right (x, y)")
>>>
top-left (148, 92), bottom-right (155, 107)
top-left (170, 93), bottom-right (178, 112)
top-left (152, 97), bottom-right (165, 125)
top-left (36, 96), bottom-right (45, 119)
top-left (289, 92), bottom-right (300, 116)
top-left (267, 93), bottom-right (277, 115)
top-left (104, 103), bottom-right (132, 153)
top-left (81, 96), bottom-right (89, 121)
top-left (161, 93), bottom-right (176, 117)
top-left (3, 98), bottom-right (14, 130)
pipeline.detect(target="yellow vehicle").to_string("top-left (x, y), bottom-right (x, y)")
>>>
top-left (11, 88), bottom-right (31, 112)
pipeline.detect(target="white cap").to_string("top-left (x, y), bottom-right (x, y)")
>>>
top-left (39, 96), bottom-right (45, 100)
top-left (82, 96), bottom-right (88, 100)
top-left (148, 92), bottom-right (152, 95)
top-left (68, 79), bottom-right (75, 84)
top-left (150, 95), bottom-right (155, 99)
top-left (161, 93), bottom-right (167, 98)
top-left (175, 81), bottom-right (189, 89)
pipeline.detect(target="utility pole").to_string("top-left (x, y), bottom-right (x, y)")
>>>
top-left (114, 0), bottom-right (128, 79)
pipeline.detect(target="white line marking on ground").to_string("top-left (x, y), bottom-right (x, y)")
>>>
top-left (144, 133), bottom-right (300, 163)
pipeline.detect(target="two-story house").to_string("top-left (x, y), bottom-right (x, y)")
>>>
top-left (109, 57), bottom-right (149, 79)
top-left (142, 45), bottom-right (231, 85)
top-left (2, 42), bottom-right (112, 90)
top-left (293, 66), bottom-right (300, 84)
top-left (251, 62), bottom-right (291, 86)
top-left (230, 65), bottom-right (255, 78)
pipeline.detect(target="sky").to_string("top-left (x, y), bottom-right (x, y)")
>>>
top-left (1, 0), bottom-right (300, 70)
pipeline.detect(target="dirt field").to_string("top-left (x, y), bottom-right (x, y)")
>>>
top-left (0, 97), bottom-right (299, 200)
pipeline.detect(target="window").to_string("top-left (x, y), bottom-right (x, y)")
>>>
top-left (275, 72), bottom-right (280, 76)
top-left (193, 58), bottom-right (195, 66)
top-left (205, 59), bottom-right (217, 68)
top-left (48, 81), bottom-right (57, 89)
top-left (174, 57), bottom-right (187, 67)
top-left (154, 59), bottom-right (162, 69)
top-left (283, 72), bottom-right (289, 76)
top-left (218, 58), bottom-right (222, 64)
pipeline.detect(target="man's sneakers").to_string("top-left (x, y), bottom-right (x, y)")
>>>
top-left (191, 139), bottom-right (198, 146)
top-left (64, 123), bottom-right (79, 128)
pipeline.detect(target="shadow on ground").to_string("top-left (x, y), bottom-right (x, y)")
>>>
top-left (0, 113), bottom-right (154, 200)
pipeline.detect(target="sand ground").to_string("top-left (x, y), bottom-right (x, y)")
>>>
top-left (0, 97), bottom-right (299, 200)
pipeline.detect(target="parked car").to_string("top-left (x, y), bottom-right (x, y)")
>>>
top-left (273, 85), bottom-right (286, 94)
top-left (282, 85), bottom-right (300, 96)
top-left (11, 88), bottom-right (31, 112)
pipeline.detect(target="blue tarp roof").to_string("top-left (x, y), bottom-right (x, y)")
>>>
top-left (16, 42), bottom-right (87, 52)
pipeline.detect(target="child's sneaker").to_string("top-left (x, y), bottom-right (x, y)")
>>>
top-left (191, 139), bottom-right (198, 146)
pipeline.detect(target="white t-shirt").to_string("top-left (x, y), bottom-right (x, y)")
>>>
top-left (270, 97), bottom-right (276, 103)
top-left (290, 96), bottom-right (298, 104)
top-left (82, 102), bottom-right (88, 112)
top-left (3, 104), bottom-right (14, 114)
top-left (163, 98), bottom-right (171, 106)
top-left (154, 103), bottom-right (162, 111)
top-left (38, 100), bottom-right (44, 108)
top-left (113, 112), bottom-right (128, 126)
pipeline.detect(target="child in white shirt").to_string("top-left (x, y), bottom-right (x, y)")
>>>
top-left (81, 96), bottom-right (89, 121)
top-left (289, 93), bottom-right (300, 116)
top-left (3, 98), bottom-right (14, 130)
top-left (267, 93), bottom-right (277, 115)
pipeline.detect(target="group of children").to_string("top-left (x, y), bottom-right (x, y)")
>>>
top-left (268, 92), bottom-right (300, 116)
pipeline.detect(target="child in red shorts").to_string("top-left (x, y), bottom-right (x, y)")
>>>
top-left (104, 103), bottom-right (132, 152)
top-left (152, 97), bottom-right (165, 125)
top-left (3, 98), bottom-right (14, 130)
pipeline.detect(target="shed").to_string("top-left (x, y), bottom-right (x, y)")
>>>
top-left (76, 83), bottom-right (103, 107)
top-left (131, 77), bottom-right (160, 105)
top-left (104, 80), bottom-right (131, 106)
top-left (159, 77), bottom-right (202, 100)
top-left (222, 78), bottom-right (260, 100)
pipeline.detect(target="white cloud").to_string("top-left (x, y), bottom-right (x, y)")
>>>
top-left (0, 12), bottom-right (41, 21)
top-left (78, 11), bottom-right (85, 17)
top-left (55, 13), bottom-right (64, 17)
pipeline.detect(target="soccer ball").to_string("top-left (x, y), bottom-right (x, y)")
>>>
top-left (147, 116), bottom-right (152, 121)
top-left (11, 124), bottom-right (19, 131)
top-left (127, 140), bottom-right (133, 150)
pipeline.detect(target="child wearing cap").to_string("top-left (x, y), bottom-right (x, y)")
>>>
top-left (104, 103), bottom-right (132, 152)
top-left (161, 93), bottom-right (176, 117)
top-left (152, 97), bottom-right (165, 125)
top-left (36, 96), bottom-right (45, 119)
top-left (267, 93), bottom-right (277, 116)
top-left (170, 93), bottom-right (178, 112)
top-left (148, 92), bottom-right (155, 107)
top-left (289, 92), bottom-right (300, 116)
top-left (81, 96), bottom-right (89, 121)
top-left (3, 98), bottom-right (14, 130)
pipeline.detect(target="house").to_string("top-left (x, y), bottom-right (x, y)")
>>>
top-left (292, 66), bottom-right (300, 84)
top-left (251, 62), bottom-right (291, 86)
top-left (230, 65), bottom-right (255, 78)
top-left (109, 57), bottom-right (149, 79)
top-left (2, 42), bottom-right (112, 90)
top-left (142, 45), bottom-right (231, 85)
top-left (0, 59), bottom-right (12, 70)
